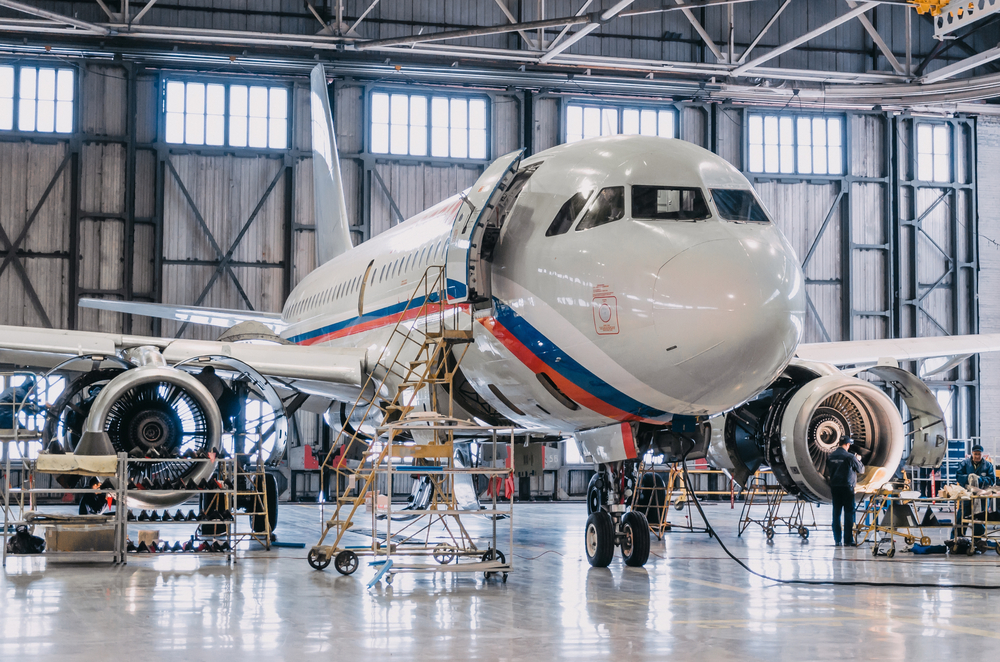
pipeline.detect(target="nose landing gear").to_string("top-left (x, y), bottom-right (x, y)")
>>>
top-left (585, 508), bottom-right (651, 568)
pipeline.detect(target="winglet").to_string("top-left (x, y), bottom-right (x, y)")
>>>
top-left (310, 63), bottom-right (354, 265)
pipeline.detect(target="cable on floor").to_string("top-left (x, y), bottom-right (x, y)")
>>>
top-left (678, 459), bottom-right (1000, 589)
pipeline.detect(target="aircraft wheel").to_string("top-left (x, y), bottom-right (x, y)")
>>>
top-left (621, 511), bottom-right (650, 567)
top-left (307, 547), bottom-right (331, 571)
top-left (586, 474), bottom-right (603, 515)
top-left (433, 544), bottom-right (456, 565)
top-left (585, 511), bottom-right (615, 568)
top-left (334, 550), bottom-right (359, 575)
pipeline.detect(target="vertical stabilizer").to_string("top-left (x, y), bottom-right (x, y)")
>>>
top-left (310, 64), bottom-right (354, 265)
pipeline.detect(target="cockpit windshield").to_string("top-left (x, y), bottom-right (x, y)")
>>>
top-left (631, 186), bottom-right (710, 221)
top-left (711, 189), bottom-right (771, 223)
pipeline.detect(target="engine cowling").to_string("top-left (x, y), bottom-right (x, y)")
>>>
top-left (721, 363), bottom-right (906, 502)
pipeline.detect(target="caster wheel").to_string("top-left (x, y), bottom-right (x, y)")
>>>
top-left (674, 500), bottom-right (686, 511)
top-left (887, 547), bottom-right (895, 558)
top-left (798, 526), bottom-right (809, 539)
top-left (920, 536), bottom-right (932, 546)
top-left (502, 573), bottom-right (508, 583)
top-left (334, 550), bottom-right (359, 575)
top-left (765, 528), bottom-right (775, 542)
top-left (872, 545), bottom-right (879, 557)
top-left (385, 573), bottom-right (393, 585)
top-left (433, 544), bottom-right (456, 565)
top-left (307, 548), bottom-right (331, 571)
top-left (904, 536), bottom-right (915, 545)
top-left (482, 548), bottom-right (506, 579)
top-left (967, 545), bottom-right (975, 556)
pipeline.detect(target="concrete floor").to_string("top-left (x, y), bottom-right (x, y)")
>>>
top-left (4, 501), bottom-right (1000, 660)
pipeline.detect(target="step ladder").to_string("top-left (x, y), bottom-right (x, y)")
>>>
top-left (309, 265), bottom-right (478, 571)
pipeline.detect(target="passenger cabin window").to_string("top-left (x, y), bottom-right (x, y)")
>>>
top-left (632, 186), bottom-right (709, 221)
top-left (546, 190), bottom-right (592, 237)
top-left (575, 187), bottom-right (625, 232)
top-left (712, 189), bottom-right (770, 223)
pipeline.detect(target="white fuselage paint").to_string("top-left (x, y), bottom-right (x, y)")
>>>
top-left (280, 136), bottom-right (806, 434)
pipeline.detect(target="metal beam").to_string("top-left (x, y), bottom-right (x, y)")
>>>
top-left (0, 0), bottom-right (111, 34)
top-left (846, 0), bottom-right (904, 75)
top-left (738, 0), bottom-right (791, 64)
top-left (131, 0), bottom-right (159, 24)
top-left (355, 14), bottom-right (591, 50)
top-left (94, 0), bottom-right (115, 21)
top-left (348, 0), bottom-right (383, 35)
top-left (731, 2), bottom-right (878, 77)
top-left (675, 0), bottom-right (724, 63)
top-left (494, 0), bottom-right (539, 50)
top-left (547, 0), bottom-right (593, 54)
top-left (922, 43), bottom-right (1000, 83)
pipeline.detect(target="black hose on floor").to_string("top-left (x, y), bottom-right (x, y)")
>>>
top-left (677, 460), bottom-right (1000, 589)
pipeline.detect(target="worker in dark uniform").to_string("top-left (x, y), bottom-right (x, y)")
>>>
top-left (827, 437), bottom-right (865, 546)
top-left (954, 444), bottom-right (995, 539)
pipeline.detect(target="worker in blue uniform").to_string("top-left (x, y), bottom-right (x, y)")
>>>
top-left (954, 444), bottom-right (995, 539)
top-left (827, 437), bottom-right (865, 546)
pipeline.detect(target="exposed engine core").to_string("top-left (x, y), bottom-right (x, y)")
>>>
top-left (720, 362), bottom-right (905, 502)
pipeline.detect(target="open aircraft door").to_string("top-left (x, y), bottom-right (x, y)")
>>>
top-left (445, 149), bottom-right (525, 306)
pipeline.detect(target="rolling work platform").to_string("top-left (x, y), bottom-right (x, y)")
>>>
top-left (738, 472), bottom-right (817, 541)
top-left (308, 266), bottom-right (515, 583)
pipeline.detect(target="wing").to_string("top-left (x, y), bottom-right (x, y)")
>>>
top-left (0, 324), bottom-right (366, 387)
top-left (796, 333), bottom-right (1000, 372)
top-left (78, 298), bottom-right (287, 332)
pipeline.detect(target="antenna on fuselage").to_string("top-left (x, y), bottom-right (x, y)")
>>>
top-left (310, 63), bottom-right (354, 266)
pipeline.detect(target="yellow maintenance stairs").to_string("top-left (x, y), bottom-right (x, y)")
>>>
top-left (307, 266), bottom-right (514, 582)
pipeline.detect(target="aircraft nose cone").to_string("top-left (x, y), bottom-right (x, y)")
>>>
top-left (652, 237), bottom-right (803, 411)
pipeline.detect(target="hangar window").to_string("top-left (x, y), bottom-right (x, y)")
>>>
top-left (565, 102), bottom-right (676, 143)
top-left (0, 66), bottom-right (75, 133)
top-left (370, 91), bottom-right (489, 160)
top-left (747, 112), bottom-right (843, 175)
top-left (917, 123), bottom-right (951, 183)
top-left (164, 80), bottom-right (288, 149)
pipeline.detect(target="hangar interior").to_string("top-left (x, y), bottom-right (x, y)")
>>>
top-left (2, 0), bottom-right (1000, 658)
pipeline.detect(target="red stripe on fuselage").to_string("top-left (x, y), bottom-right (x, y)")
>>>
top-left (297, 302), bottom-right (469, 346)
top-left (479, 315), bottom-right (657, 424)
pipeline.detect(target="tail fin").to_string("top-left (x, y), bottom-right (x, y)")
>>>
top-left (310, 64), bottom-right (354, 265)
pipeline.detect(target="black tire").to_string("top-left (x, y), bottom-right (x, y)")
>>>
top-left (307, 547), bottom-right (331, 570)
top-left (585, 510), bottom-right (615, 568)
top-left (621, 510), bottom-right (650, 567)
top-left (586, 474), bottom-right (603, 515)
top-left (481, 548), bottom-right (507, 579)
top-left (334, 550), bottom-right (359, 575)
top-left (252, 472), bottom-right (279, 533)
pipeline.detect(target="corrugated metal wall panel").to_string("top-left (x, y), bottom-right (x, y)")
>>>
top-left (851, 115), bottom-right (885, 178)
top-left (494, 94), bottom-right (520, 157)
top-left (534, 97), bottom-right (560, 153)
top-left (335, 84), bottom-right (364, 154)
top-left (680, 106), bottom-right (707, 148)
top-left (81, 64), bottom-right (127, 137)
top-left (80, 143), bottom-right (125, 214)
top-left (716, 107), bottom-right (742, 168)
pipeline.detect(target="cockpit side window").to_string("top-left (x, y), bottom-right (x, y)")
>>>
top-left (574, 186), bottom-right (625, 232)
top-left (545, 189), bottom-right (592, 237)
top-left (711, 189), bottom-right (771, 223)
top-left (632, 186), bottom-right (710, 221)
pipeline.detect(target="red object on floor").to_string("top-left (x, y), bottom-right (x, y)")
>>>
top-left (61, 493), bottom-right (74, 503)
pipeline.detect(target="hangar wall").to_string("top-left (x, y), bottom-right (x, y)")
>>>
top-left (0, 56), bottom-right (986, 481)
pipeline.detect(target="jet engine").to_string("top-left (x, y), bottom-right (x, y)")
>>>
top-left (45, 347), bottom-right (222, 509)
top-left (719, 362), bottom-right (905, 502)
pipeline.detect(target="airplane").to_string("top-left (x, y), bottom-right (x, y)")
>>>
top-left (0, 63), bottom-right (996, 568)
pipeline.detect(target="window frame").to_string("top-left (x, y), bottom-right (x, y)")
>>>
top-left (562, 98), bottom-right (679, 144)
top-left (159, 74), bottom-right (292, 151)
top-left (0, 62), bottom-right (78, 136)
top-left (745, 110), bottom-right (846, 177)
top-left (366, 85), bottom-right (492, 163)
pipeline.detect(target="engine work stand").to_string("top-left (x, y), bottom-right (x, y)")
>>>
top-left (737, 472), bottom-right (816, 541)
